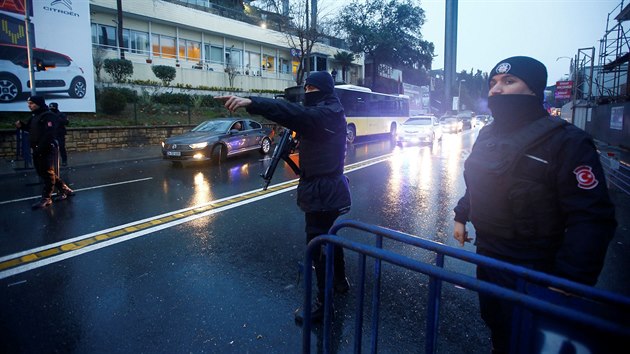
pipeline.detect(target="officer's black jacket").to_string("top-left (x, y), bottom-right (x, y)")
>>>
top-left (18, 107), bottom-right (58, 155)
top-left (454, 116), bottom-right (617, 285)
top-left (246, 94), bottom-right (351, 213)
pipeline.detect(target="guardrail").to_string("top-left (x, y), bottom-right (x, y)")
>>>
top-left (301, 219), bottom-right (630, 353)
top-left (599, 151), bottom-right (630, 195)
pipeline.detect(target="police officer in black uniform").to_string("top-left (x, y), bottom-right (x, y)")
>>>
top-left (452, 56), bottom-right (617, 354)
top-left (216, 71), bottom-right (352, 323)
top-left (49, 102), bottom-right (69, 166)
top-left (16, 96), bottom-right (74, 209)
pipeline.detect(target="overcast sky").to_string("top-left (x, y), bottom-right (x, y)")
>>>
top-left (324, 0), bottom-right (623, 86)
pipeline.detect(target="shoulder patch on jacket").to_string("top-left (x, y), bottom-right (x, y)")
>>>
top-left (573, 165), bottom-right (599, 189)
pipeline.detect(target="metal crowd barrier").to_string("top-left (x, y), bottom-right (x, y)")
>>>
top-left (599, 151), bottom-right (630, 195)
top-left (301, 219), bottom-right (630, 353)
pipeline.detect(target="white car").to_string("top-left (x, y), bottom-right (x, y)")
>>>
top-left (396, 115), bottom-right (442, 146)
top-left (0, 43), bottom-right (86, 103)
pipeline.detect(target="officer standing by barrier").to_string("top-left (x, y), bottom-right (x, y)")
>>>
top-left (452, 56), bottom-right (617, 354)
top-left (48, 102), bottom-right (69, 166)
top-left (216, 71), bottom-right (352, 323)
top-left (15, 96), bottom-right (74, 210)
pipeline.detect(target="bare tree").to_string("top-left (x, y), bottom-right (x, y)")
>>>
top-left (224, 45), bottom-right (239, 88)
top-left (256, 0), bottom-right (332, 85)
top-left (92, 45), bottom-right (107, 82)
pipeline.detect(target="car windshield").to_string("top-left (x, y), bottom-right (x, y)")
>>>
top-left (191, 120), bottom-right (232, 133)
top-left (405, 118), bottom-right (432, 126)
top-left (441, 118), bottom-right (458, 123)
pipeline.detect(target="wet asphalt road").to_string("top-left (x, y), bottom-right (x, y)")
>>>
top-left (0, 128), bottom-right (628, 353)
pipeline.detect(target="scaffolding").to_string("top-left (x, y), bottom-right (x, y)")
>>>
top-left (596, 1), bottom-right (630, 101)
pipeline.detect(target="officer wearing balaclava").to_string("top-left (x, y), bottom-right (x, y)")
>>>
top-left (452, 56), bottom-right (616, 354)
top-left (216, 71), bottom-right (352, 324)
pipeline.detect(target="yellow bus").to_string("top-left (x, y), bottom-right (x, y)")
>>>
top-left (281, 84), bottom-right (410, 143)
top-left (335, 85), bottom-right (410, 143)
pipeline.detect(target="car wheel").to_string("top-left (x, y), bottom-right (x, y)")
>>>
top-left (211, 144), bottom-right (226, 164)
top-left (389, 123), bottom-right (397, 140)
top-left (346, 124), bottom-right (356, 144)
top-left (260, 137), bottom-right (271, 154)
top-left (0, 74), bottom-right (21, 103)
top-left (68, 76), bottom-right (86, 98)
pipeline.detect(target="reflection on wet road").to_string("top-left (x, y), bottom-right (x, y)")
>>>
top-left (0, 128), bottom-right (502, 353)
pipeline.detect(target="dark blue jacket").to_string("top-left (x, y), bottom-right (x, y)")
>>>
top-left (454, 117), bottom-right (616, 285)
top-left (246, 94), bottom-right (351, 213)
top-left (18, 107), bottom-right (58, 155)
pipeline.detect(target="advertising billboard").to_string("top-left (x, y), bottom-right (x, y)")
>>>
top-left (0, 0), bottom-right (95, 112)
top-left (555, 80), bottom-right (573, 100)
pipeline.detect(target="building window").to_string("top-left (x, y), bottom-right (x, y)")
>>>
top-left (92, 23), bottom-right (117, 49)
top-left (263, 54), bottom-right (274, 72)
top-left (152, 34), bottom-right (160, 57)
top-left (208, 45), bottom-right (223, 64)
top-left (153, 34), bottom-right (177, 59)
top-left (279, 58), bottom-right (290, 74)
top-left (179, 39), bottom-right (201, 61)
top-left (245, 51), bottom-right (260, 74)
top-left (226, 48), bottom-right (242, 68)
top-left (129, 30), bottom-right (149, 54)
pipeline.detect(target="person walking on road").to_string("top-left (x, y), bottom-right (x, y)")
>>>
top-left (49, 102), bottom-right (69, 166)
top-left (16, 96), bottom-right (74, 209)
top-left (452, 56), bottom-right (617, 354)
top-left (216, 71), bottom-right (352, 323)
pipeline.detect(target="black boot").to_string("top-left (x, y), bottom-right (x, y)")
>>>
top-left (31, 198), bottom-right (52, 210)
top-left (55, 186), bottom-right (74, 201)
top-left (334, 277), bottom-right (350, 294)
top-left (294, 300), bottom-right (332, 325)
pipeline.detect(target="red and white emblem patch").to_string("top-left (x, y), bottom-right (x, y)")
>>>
top-left (573, 165), bottom-right (598, 190)
top-left (47, 121), bottom-right (53, 127)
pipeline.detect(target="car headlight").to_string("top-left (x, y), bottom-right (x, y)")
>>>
top-left (161, 141), bottom-right (165, 148)
top-left (189, 142), bottom-right (208, 149)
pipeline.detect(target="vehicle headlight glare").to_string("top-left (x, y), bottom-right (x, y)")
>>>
top-left (189, 142), bottom-right (208, 149)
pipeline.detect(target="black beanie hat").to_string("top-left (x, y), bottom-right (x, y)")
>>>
top-left (27, 95), bottom-right (46, 108)
top-left (305, 71), bottom-right (335, 94)
top-left (489, 56), bottom-right (547, 102)
top-left (49, 102), bottom-right (59, 109)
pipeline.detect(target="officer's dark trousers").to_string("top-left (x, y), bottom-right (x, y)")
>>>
top-left (305, 210), bottom-right (346, 303)
top-left (477, 253), bottom-right (553, 354)
top-left (477, 264), bottom-right (516, 354)
top-left (33, 148), bottom-right (66, 199)
top-left (58, 136), bottom-right (67, 163)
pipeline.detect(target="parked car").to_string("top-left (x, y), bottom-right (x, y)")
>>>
top-left (0, 43), bottom-right (86, 103)
top-left (161, 118), bottom-right (273, 166)
top-left (396, 115), bottom-right (442, 146)
top-left (457, 111), bottom-right (473, 130)
top-left (473, 115), bottom-right (493, 128)
top-left (440, 116), bottom-right (463, 134)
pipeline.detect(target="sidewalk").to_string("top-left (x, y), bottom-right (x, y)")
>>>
top-left (0, 145), bottom-right (162, 177)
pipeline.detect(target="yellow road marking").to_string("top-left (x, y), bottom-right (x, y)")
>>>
top-left (0, 154), bottom-right (392, 275)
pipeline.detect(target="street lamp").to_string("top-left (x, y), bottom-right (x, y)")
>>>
top-left (458, 79), bottom-right (466, 112)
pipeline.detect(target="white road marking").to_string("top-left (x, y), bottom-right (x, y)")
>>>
top-left (0, 177), bottom-right (154, 205)
top-left (0, 156), bottom-right (391, 279)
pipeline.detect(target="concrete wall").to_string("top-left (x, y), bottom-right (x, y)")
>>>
top-left (0, 125), bottom-right (195, 160)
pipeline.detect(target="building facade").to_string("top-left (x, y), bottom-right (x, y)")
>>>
top-left (89, 0), bottom-right (364, 91)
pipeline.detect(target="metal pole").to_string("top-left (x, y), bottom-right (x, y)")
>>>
top-left (25, 0), bottom-right (36, 95)
top-left (444, 0), bottom-right (458, 114)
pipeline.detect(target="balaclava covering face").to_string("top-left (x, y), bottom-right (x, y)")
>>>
top-left (487, 56), bottom-right (549, 133)
top-left (304, 71), bottom-right (335, 106)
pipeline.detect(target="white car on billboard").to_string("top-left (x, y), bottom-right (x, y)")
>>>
top-left (0, 43), bottom-right (86, 103)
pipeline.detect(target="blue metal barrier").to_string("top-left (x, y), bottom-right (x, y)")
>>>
top-left (301, 219), bottom-right (630, 353)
